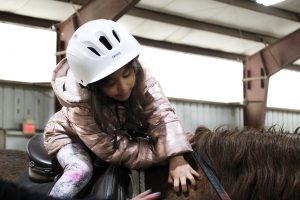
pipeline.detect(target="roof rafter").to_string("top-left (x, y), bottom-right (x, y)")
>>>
top-left (0, 11), bottom-right (58, 29)
top-left (53, 0), bottom-right (88, 6)
top-left (128, 7), bottom-right (300, 70)
top-left (128, 7), bottom-right (277, 44)
top-left (136, 36), bottom-right (300, 72)
top-left (136, 36), bottom-right (246, 61)
top-left (213, 0), bottom-right (300, 21)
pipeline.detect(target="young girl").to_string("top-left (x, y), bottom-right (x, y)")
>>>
top-left (43, 19), bottom-right (199, 199)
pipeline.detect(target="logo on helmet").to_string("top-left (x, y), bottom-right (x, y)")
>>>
top-left (112, 52), bottom-right (121, 59)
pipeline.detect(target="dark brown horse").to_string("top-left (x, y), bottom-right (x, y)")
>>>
top-left (1, 126), bottom-right (300, 200)
top-left (146, 126), bottom-right (300, 200)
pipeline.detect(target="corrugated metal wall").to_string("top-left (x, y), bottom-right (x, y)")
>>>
top-left (0, 83), bottom-right (54, 130)
top-left (170, 97), bottom-right (300, 133)
top-left (265, 108), bottom-right (300, 132)
top-left (0, 83), bottom-right (299, 133)
top-left (169, 98), bottom-right (244, 133)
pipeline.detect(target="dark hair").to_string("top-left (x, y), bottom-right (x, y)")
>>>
top-left (86, 58), bottom-right (146, 132)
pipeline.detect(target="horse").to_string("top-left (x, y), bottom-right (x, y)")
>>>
top-left (1, 126), bottom-right (300, 200)
top-left (146, 126), bottom-right (300, 200)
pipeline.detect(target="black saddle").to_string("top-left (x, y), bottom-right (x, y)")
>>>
top-left (27, 134), bottom-right (62, 182)
top-left (26, 134), bottom-right (131, 199)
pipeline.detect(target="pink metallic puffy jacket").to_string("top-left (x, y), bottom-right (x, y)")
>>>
top-left (43, 58), bottom-right (192, 169)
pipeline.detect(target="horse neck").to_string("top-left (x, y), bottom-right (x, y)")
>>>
top-left (195, 128), bottom-right (300, 200)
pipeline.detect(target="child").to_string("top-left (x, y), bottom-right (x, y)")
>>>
top-left (43, 19), bottom-right (199, 199)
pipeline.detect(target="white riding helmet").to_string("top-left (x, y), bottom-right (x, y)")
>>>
top-left (66, 19), bottom-right (142, 86)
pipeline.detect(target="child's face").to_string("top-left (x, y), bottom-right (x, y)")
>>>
top-left (98, 64), bottom-right (136, 102)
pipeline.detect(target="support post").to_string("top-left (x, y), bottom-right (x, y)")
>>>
top-left (243, 28), bottom-right (300, 129)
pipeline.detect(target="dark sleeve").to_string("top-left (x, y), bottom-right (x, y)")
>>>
top-left (0, 179), bottom-right (61, 200)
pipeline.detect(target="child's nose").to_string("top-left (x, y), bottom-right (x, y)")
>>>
top-left (117, 78), bottom-right (128, 92)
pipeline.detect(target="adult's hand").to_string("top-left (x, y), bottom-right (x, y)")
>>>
top-left (131, 189), bottom-right (161, 200)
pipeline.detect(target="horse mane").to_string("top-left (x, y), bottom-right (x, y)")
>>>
top-left (193, 126), bottom-right (300, 200)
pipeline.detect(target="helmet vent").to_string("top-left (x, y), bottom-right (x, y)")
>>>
top-left (87, 47), bottom-right (101, 56)
top-left (112, 30), bottom-right (120, 42)
top-left (99, 36), bottom-right (112, 50)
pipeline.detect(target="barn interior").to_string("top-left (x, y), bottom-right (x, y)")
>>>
top-left (0, 0), bottom-right (299, 151)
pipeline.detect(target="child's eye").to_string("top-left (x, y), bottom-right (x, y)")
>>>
top-left (100, 78), bottom-right (116, 87)
top-left (106, 80), bottom-right (116, 86)
top-left (123, 69), bottom-right (131, 78)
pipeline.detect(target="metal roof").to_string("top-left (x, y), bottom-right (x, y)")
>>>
top-left (0, 0), bottom-right (299, 65)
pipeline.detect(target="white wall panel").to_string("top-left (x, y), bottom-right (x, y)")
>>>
top-left (265, 108), bottom-right (300, 132)
top-left (24, 89), bottom-right (35, 120)
top-left (3, 85), bottom-right (14, 128)
top-left (0, 87), bottom-right (3, 128)
top-left (0, 83), bottom-right (54, 130)
top-left (233, 106), bottom-right (244, 127)
top-left (0, 129), bottom-right (4, 149)
top-left (34, 89), bottom-right (55, 130)
top-left (34, 90), bottom-right (45, 130)
top-left (170, 98), bottom-right (300, 133)
top-left (43, 90), bottom-right (55, 127)
top-left (5, 131), bottom-right (31, 151)
top-left (14, 88), bottom-right (24, 128)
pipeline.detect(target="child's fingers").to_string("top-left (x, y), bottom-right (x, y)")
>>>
top-left (187, 173), bottom-right (196, 187)
top-left (173, 178), bottom-right (180, 192)
top-left (191, 168), bottom-right (200, 177)
top-left (180, 177), bottom-right (187, 192)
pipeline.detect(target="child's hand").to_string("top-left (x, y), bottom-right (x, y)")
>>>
top-left (132, 189), bottom-right (161, 200)
top-left (168, 155), bottom-right (200, 193)
top-left (186, 132), bottom-right (195, 147)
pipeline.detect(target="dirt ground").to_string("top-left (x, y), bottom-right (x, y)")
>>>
top-left (0, 150), bottom-right (28, 182)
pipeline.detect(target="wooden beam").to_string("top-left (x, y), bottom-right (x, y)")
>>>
top-left (128, 7), bottom-right (277, 44)
top-left (54, 0), bottom-right (89, 5)
top-left (0, 79), bottom-right (51, 88)
top-left (57, 0), bottom-right (140, 41)
top-left (214, 0), bottom-right (300, 22)
top-left (286, 64), bottom-right (300, 72)
top-left (56, 0), bottom-right (140, 61)
top-left (246, 28), bottom-right (300, 76)
top-left (136, 36), bottom-right (246, 61)
top-left (243, 28), bottom-right (300, 129)
top-left (0, 11), bottom-right (58, 29)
